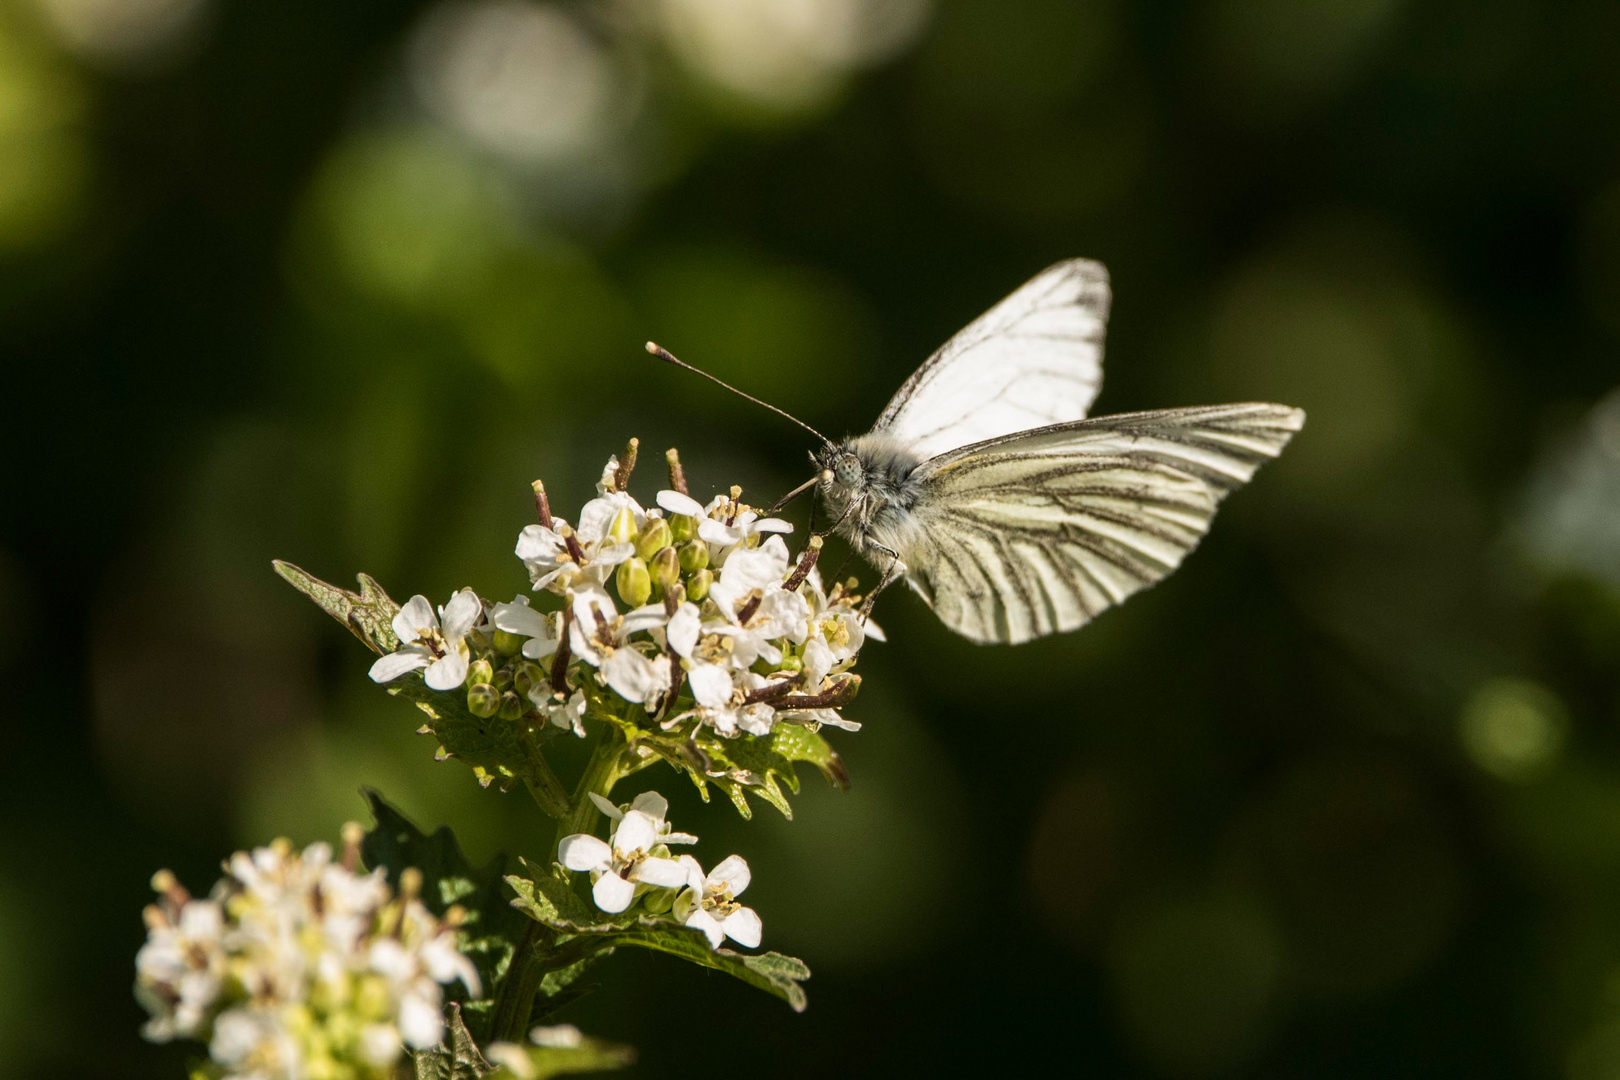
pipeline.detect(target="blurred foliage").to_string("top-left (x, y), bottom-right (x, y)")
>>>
top-left (2, 0), bottom-right (1620, 1076)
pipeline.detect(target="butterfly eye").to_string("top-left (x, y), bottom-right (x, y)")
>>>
top-left (833, 455), bottom-right (862, 485)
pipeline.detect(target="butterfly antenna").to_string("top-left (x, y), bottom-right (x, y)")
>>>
top-left (766, 470), bottom-right (832, 515)
top-left (646, 342), bottom-right (833, 447)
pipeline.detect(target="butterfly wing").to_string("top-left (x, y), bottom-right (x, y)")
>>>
top-left (871, 259), bottom-right (1111, 461)
top-left (895, 404), bottom-right (1305, 644)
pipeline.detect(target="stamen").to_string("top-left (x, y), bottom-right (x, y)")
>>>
top-left (551, 605), bottom-right (573, 695)
top-left (532, 479), bottom-right (554, 530)
top-left (665, 447), bottom-right (689, 496)
top-left (784, 536), bottom-right (823, 592)
top-left (613, 438), bottom-right (639, 492)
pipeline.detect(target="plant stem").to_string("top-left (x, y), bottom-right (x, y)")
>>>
top-left (521, 736), bottom-right (570, 818)
top-left (487, 921), bottom-right (546, 1044)
top-left (488, 728), bottom-right (628, 1043)
top-left (553, 733), bottom-right (628, 851)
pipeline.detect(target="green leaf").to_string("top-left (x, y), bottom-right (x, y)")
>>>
top-left (770, 722), bottom-right (850, 792)
top-left (387, 678), bottom-right (558, 799)
top-left (506, 864), bottom-right (810, 1012)
top-left (506, 860), bottom-right (601, 929)
top-left (362, 792), bottom-right (531, 1028)
top-left (413, 1004), bottom-right (494, 1080)
top-left (599, 927), bottom-right (811, 1013)
top-left (272, 560), bottom-right (400, 654)
top-left (485, 1035), bottom-right (635, 1079)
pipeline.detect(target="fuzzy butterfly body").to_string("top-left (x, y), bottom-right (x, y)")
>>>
top-left (814, 259), bottom-right (1304, 645)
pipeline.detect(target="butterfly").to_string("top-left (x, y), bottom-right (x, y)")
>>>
top-left (652, 258), bottom-right (1304, 645)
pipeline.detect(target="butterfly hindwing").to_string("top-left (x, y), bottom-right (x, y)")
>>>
top-left (897, 404), bottom-right (1304, 644)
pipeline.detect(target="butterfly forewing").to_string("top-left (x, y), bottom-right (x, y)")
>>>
top-left (871, 259), bottom-right (1110, 462)
top-left (899, 404), bottom-right (1304, 644)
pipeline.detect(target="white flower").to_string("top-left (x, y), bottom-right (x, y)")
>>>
top-left (557, 806), bottom-right (690, 914)
top-left (517, 486), bottom-right (644, 594)
top-left (368, 589), bottom-right (482, 690)
top-left (656, 489), bottom-right (792, 554)
top-left (490, 595), bottom-right (559, 660)
top-left (567, 587), bottom-right (665, 668)
top-left (137, 835), bottom-right (481, 1078)
top-left (601, 647), bottom-right (672, 710)
top-left (135, 897), bottom-right (227, 1040)
top-left (674, 854), bottom-right (762, 950)
top-left (529, 684), bottom-right (587, 737)
top-left (587, 791), bottom-right (698, 846)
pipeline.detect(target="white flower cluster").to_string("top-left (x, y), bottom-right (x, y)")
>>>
top-left (136, 833), bottom-right (480, 1079)
top-left (558, 791), bottom-right (761, 949)
top-left (368, 450), bottom-right (874, 741)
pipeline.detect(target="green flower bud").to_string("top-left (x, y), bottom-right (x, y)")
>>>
top-left (650, 546), bottom-right (680, 593)
top-left (492, 665), bottom-right (514, 691)
top-left (467, 658), bottom-right (495, 686)
top-left (637, 517), bottom-right (673, 559)
top-left (678, 539), bottom-right (709, 572)
top-left (775, 654), bottom-right (803, 674)
top-left (498, 691), bottom-right (524, 721)
top-left (687, 567), bottom-right (713, 602)
top-left (512, 660), bottom-right (545, 698)
top-left (669, 513), bottom-right (697, 543)
top-left (616, 556), bottom-right (653, 607)
top-left (467, 682), bottom-right (500, 718)
top-left (642, 886), bottom-right (679, 915)
top-left (608, 505), bottom-right (637, 545)
top-left (493, 628), bottom-right (525, 656)
top-left (467, 628), bottom-right (493, 654)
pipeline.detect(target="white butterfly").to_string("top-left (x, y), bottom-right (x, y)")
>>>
top-left (809, 259), bottom-right (1305, 645)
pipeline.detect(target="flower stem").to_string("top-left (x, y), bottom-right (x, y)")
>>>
top-left (553, 732), bottom-right (628, 851)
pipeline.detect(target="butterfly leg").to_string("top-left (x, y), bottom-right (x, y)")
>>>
top-left (860, 540), bottom-right (905, 620)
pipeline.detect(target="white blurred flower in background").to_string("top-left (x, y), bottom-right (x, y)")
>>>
top-left (1514, 388), bottom-right (1620, 595)
top-left (32, 0), bottom-right (208, 70)
top-left (408, 0), bottom-right (624, 167)
top-left (641, 0), bottom-right (934, 114)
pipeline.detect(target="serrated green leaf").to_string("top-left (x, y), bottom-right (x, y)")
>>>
top-left (486, 1036), bottom-right (635, 1079)
top-left (505, 869), bottom-right (810, 1013)
top-left (770, 723), bottom-right (850, 791)
top-left (413, 1004), bottom-right (494, 1080)
top-left (362, 793), bottom-right (530, 1028)
top-left (388, 680), bottom-right (547, 793)
top-left (600, 927), bottom-right (811, 1012)
top-left (272, 560), bottom-right (400, 654)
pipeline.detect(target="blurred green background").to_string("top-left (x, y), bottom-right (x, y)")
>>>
top-left (3, 0), bottom-right (1620, 1075)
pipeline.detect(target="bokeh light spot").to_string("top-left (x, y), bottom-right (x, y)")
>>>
top-left (1461, 678), bottom-right (1567, 782)
top-left (32, 0), bottom-right (206, 70)
top-left (408, 1), bottom-right (620, 166)
top-left (648, 0), bottom-right (933, 115)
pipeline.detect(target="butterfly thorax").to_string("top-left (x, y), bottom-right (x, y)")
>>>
top-left (815, 434), bottom-right (928, 563)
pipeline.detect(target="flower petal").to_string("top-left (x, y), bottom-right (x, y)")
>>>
top-left (602, 649), bottom-right (665, 706)
top-left (752, 517), bottom-right (794, 534)
top-left (688, 663), bottom-right (734, 709)
top-left (612, 810), bottom-right (658, 853)
top-left (440, 588), bottom-right (482, 639)
top-left (635, 856), bottom-right (690, 889)
top-left (656, 490), bottom-right (704, 517)
top-left (557, 834), bottom-right (612, 873)
top-left (393, 595), bottom-right (437, 643)
top-left (707, 854), bottom-right (751, 896)
top-left (721, 906), bottom-right (762, 948)
top-left (424, 647), bottom-right (470, 691)
top-left (368, 646), bottom-right (432, 683)
top-left (629, 791), bottom-right (669, 821)
top-left (666, 603), bottom-right (702, 658)
top-left (591, 872), bottom-right (635, 914)
top-left (587, 792), bottom-right (623, 821)
top-left (684, 908), bottom-right (725, 949)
